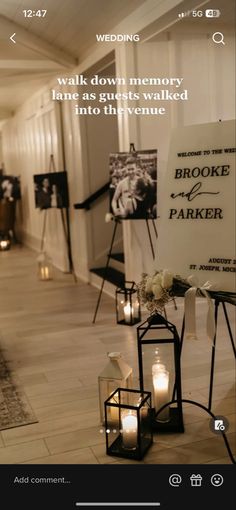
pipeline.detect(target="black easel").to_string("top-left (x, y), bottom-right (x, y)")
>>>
top-left (92, 143), bottom-right (159, 324)
top-left (145, 217), bottom-right (155, 259)
top-left (92, 218), bottom-right (120, 324)
top-left (176, 298), bottom-right (236, 411)
top-left (92, 143), bottom-right (178, 323)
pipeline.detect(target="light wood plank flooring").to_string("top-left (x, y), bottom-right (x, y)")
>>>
top-left (0, 246), bottom-right (235, 464)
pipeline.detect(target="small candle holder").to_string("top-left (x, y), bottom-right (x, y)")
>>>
top-left (0, 238), bottom-right (11, 251)
top-left (37, 252), bottom-right (53, 281)
top-left (105, 388), bottom-right (153, 460)
top-left (116, 281), bottom-right (141, 326)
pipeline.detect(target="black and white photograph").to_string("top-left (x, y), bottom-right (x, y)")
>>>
top-left (109, 149), bottom-right (157, 220)
top-left (33, 171), bottom-right (69, 210)
top-left (0, 175), bottom-right (21, 201)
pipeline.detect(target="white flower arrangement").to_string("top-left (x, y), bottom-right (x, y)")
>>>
top-left (138, 269), bottom-right (236, 344)
top-left (138, 269), bottom-right (175, 313)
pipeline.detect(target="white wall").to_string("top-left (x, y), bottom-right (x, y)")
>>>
top-left (0, 134), bottom-right (3, 167)
top-left (81, 63), bottom-right (120, 269)
top-left (2, 92), bottom-right (70, 271)
top-left (114, 25), bottom-right (235, 282)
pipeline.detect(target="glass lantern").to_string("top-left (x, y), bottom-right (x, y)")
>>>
top-left (137, 313), bottom-right (184, 432)
top-left (37, 252), bottom-right (53, 281)
top-left (0, 237), bottom-right (11, 251)
top-left (116, 281), bottom-right (141, 326)
top-left (105, 388), bottom-right (153, 460)
top-left (98, 352), bottom-right (133, 426)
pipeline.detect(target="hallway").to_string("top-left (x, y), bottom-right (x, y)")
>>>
top-left (0, 246), bottom-right (235, 465)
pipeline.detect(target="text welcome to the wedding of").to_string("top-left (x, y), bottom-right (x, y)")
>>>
top-left (168, 146), bottom-right (236, 220)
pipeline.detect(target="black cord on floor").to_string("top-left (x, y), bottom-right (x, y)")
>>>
top-left (155, 398), bottom-right (235, 464)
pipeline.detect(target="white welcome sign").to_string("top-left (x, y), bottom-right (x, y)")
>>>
top-left (156, 120), bottom-right (236, 292)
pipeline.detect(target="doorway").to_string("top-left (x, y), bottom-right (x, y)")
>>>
top-left (83, 57), bottom-right (124, 288)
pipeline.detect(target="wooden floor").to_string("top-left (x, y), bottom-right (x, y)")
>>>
top-left (0, 245), bottom-right (235, 465)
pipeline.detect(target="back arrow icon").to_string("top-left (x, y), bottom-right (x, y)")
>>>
top-left (10, 33), bottom-right (16, 43)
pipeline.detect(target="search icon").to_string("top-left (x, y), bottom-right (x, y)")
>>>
top-left (212, 32), bottom-right (225, 45)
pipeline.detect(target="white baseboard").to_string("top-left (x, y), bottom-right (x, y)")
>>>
top-left (20, 229), bottom-right (68, 273)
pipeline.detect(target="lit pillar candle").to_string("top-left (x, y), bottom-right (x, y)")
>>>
top-left (124, 302), bottom-right (133, 323)
top-left (41, 266), bottom-right (49, 280)
top-left (0, 240), bottom-right (9, 250)
top-left (152, 364), bottom-right (170, 422)
top-left (121, 411), bottom-right (138, 449)
top-left (133, 298), bottom-right (140, 319)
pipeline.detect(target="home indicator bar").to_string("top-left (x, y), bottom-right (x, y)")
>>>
top-left (75, 504), bottom-right (161, 507)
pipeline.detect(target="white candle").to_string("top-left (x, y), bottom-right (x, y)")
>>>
top-left (124, 302), bottom-right (133, 323)
top-left (152, 365), bottom-right (169, 422)
top-left (41, 266), bottom-right (49, 280)
top-left (133, 299), bottom-right (140, 319)
top-left (121, 411), bottom-right (138, 449)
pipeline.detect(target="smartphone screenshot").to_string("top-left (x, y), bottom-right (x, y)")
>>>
top-left (0, 0), bottom-right (235, 509)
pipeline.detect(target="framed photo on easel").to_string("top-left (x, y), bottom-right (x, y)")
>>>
top-left (109, 149), bottom-right (157, 220)
top-left (33, 171), bottom-right (69, 210)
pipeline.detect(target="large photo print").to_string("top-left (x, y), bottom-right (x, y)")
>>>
top-left (109, 149), bottom-right (157, 219)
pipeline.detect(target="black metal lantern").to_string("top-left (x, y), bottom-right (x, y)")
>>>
top-left (137, 313), bottom-right (184, 433)
top-left (105, 388), bottom-right (153, 460)
top-left (116, 281), bottom-right (141, 326)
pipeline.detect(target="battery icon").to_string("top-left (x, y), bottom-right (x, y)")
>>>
top-left (205, 9), bottom-right (221, 17)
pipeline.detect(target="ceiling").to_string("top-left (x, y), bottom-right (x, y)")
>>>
top-left (0, 0), bottom-right (235, 122)
top-left (0, 0), bottom-right (147, 119)
top-left (0, 0), bottom-right (147, 59)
